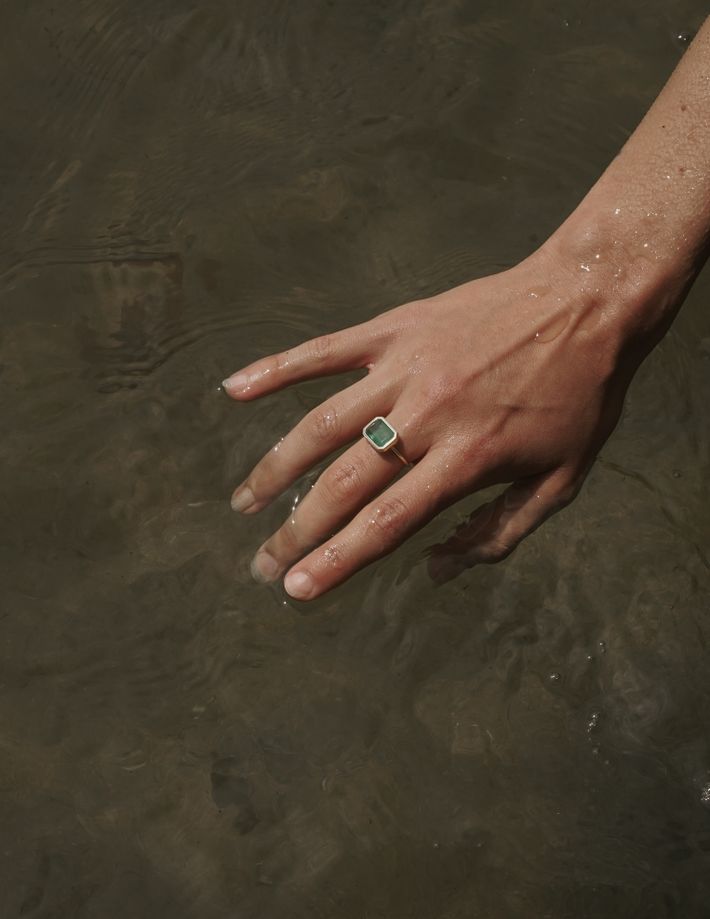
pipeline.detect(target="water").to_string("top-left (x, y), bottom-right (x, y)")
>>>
top-left (2, 1), bottom-right (710, 915)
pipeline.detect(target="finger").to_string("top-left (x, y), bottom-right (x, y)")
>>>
top-left (427, 468), bottom-right (581, 584)
top-left (222, 325), bottom-right (379, 401)
top-left (231, 376), bottom-right (396, 513)
top-left (281, 451), bottom-right (458, 601)
top-left (250, 437), bottom-right (406, 582)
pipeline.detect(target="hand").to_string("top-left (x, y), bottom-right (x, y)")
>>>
top-left (223, 242), bottom-right (661, 600)
top-left (222, 17), bottom-right (708, 600)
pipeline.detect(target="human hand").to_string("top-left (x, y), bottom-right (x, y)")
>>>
top-left (223, 238), bottom-right (664, 601)
top-left (222, 18), bottom-right (710, 600)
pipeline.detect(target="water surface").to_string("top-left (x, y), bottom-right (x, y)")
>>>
top-left (2, 1), bottom-right (710, 916)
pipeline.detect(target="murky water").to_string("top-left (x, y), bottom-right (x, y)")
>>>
top-left (2, 1), bottom-right (710, 915)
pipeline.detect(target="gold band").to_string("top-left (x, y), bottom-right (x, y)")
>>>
top-left (362, 417), bottom-right (410, 466)
top-left (390, 446), bottom-right (410, 467)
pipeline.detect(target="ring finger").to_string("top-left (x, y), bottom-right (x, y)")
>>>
top-left (250, 408), bottom-right (422, 582)
top-left (231, 375), bottom-right (395, 514)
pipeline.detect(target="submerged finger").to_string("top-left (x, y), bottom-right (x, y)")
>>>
top-left (428, 468), bottom-right (581, 583)
top-left (231, 377), bottom-right (396, 514)
top-left (281, 451), bottom-right (457, 601)
top-left (250, 400), bottom-right (429, 578)
top-left (250, 437), bottom-right (406, 582)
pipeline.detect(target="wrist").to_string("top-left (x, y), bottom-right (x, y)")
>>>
top-left (540, 198), bottom-right (696, 353)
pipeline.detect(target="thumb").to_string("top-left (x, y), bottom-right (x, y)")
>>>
top-left (428, 468), bottom-right (582, 584)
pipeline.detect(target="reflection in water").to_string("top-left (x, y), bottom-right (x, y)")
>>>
top-left (2, 0), bottom-right (710, 916)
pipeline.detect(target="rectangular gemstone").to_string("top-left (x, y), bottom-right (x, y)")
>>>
top-left (364, 417), bottom-right (396, 449)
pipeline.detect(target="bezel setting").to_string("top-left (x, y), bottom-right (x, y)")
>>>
top-left (363, 416), bottom-right (399, 452)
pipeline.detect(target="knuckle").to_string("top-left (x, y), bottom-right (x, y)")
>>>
top-left (369, 496), bottom-right (410, 543)
top-left (477, 538), bottom-right (514, 564)
top-left (321, 543), bottom-right (346, 571)
top-left (462, 435), bottom-right (495, 473)
top-left (308, 334), bottom-right (335, 365)
top-left (309, 403), bottom-right (341, 443)
top-left (274, 351), bottom-right (290, 373)
top-left (423, 372), bottom-right (458, 406)
top-left (275, 516), bottom-right (301, 554)
top-left (249, 454), bottom-right (278, 495)
top-left (321, 458), bottom-right (363, 503)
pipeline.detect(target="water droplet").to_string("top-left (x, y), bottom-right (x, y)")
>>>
top-left (534, 313), bottom-right (569, 343)
top-left (549, 671), bottom-right (561, 683)
top-left (598, 641), bottom-right (606, 654)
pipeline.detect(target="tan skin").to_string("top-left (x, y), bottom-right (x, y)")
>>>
top-left (224, 18), bottom-right (710, 601)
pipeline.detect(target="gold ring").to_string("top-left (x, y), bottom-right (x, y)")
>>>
top-left (362, 417), bottom-right (410, 466)
top-left (390, 446), bottom-right (409, 466)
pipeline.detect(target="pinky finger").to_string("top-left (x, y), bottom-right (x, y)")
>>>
top-left (428, 468), bottom-right (583, 584)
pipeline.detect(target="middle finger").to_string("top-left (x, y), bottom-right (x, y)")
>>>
top-left (251, 410), bottom-right (422, 581)
top-left (231, 375), bottom-right (394, 514)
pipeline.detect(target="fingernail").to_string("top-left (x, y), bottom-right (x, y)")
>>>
top-left (284, 570), bottom-right (315, 600)
top-left (250, 549), bottom-right (281, 583)
top-left (231, 487), bottom-right (255, 512)
top-left (222, 374), bottom-right (248, 394)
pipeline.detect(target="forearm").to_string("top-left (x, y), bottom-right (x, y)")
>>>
top-left (547, 16), bottom-right (710, 344)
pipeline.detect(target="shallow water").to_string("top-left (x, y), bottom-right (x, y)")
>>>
top-left (2, 1), bottom-right (710, 915)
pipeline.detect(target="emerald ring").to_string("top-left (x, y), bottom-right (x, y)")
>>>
top-left (363, 416), bottom-right (410, 466)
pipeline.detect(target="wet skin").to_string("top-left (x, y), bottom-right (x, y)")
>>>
top-left (225, 17), bottom-right (710, 601)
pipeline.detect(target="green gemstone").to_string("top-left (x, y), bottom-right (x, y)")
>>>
top-left (364, 417), bottom-right (396, 449)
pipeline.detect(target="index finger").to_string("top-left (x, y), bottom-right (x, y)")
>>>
top-left (222, 325), bottom-right (379, 401)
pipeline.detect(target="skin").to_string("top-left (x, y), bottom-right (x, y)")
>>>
top-left (224, 18), bottom-right (710, 601)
